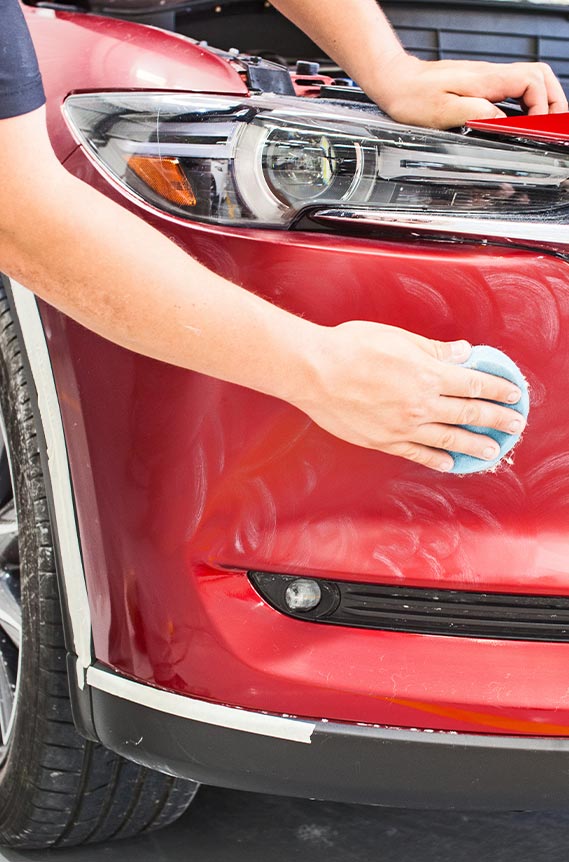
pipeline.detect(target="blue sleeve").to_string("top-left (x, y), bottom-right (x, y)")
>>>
top-left (0, 0), bottom-right (46, 119)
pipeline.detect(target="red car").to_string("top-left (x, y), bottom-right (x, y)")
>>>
top-left (2, 0), bottom-right (569, 849)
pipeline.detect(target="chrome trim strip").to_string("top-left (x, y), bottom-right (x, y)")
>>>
top-left (87, 666), bottom-right (316, 743)
top-left (312, 209), bottom-right (569, 247)
top-left (119, 141), bottom-right (231, 158)
top-left (9, 280), bottom-right (93, 688)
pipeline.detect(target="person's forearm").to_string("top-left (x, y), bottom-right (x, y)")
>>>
top-left (271, 0), bottom-right (403, 103)
top-left (272, 0), bottom-right (567, 126)
top-left (0, 167), bottom-right (317, 406)
top-left (0, 109), bottom-right (527, 471)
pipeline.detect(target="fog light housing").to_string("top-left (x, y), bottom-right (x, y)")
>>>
top-left (249, 571), bottom-right (341, 621)
top-left (285, 579), bottom-right (322, 612)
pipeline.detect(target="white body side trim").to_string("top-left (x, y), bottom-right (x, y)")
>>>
top-left (87, 666), bottom-right (316, 743)
top-left (8, 279), bottom-right (316, 743)
top-left (9, 280), bottom-right (93, 686)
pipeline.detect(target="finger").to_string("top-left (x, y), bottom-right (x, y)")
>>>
top-left (520, 81), bottom-right (549, 114)
top-left (435, 396), bottom-right (526, 434)
top-left (385, 441), bottom-right (455, 473)
top-left (459, 63), bottom-right (548, 113)
top-left (542, 63), bottom-right (568, 113)
top-left (450, 97), bottom-right (506, 126)
top-left (439, 364), bottom-right (522, 404)
top-left (511, 63), bottom-right (565, 114)
top-left (413, 423), bottom-right (501, 462)
top-left (450, 62), bottom-right (525, 105)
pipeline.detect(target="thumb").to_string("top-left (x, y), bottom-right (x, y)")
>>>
top-left (438, 97), bottom-right (507, 129)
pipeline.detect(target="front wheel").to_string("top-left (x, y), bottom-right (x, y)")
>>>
top-left (0, 284), bottom-right (199, 849)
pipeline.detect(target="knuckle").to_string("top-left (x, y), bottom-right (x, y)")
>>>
top-left (424, 451), bottom-right (447, 471)
top-left (458, 403), bottom-right (480, 426)
top-left (417, 369), bottom-right (439, 392)
top-left (439, 429), bottom-right (456, 451)
top-left (398, 444), bottom-right (425, 464)
top-left (432, 103), bottom-right (450, 129)
top-left (430, 340), bottom-right (445, 361)
top-left (528, 67), bottom-right (540, 82)
top-left (403, 402), bottom-right (427, 427)
top-left (489, 408), bottom-right (505, 430)
top-left (467, 373), bottom-right (484, 399)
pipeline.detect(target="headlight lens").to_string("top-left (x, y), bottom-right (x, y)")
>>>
top-left (64, 92), bottom-right (569, 236)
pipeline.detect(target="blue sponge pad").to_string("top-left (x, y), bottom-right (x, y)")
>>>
top-left (449, 345), bottom-right (530, 475)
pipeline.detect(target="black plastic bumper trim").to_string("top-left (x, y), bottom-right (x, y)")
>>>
top-left (91, 683), bottom-right (569, 810)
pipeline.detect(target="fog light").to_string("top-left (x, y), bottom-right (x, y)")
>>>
top-left (284, 579), bottom-right (322, 612)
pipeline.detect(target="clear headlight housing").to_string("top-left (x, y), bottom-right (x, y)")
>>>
top-left (64, 92), bottom-right (569, 242)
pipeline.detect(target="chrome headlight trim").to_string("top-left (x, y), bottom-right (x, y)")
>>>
top-left (311, 208), bottom-right (569, 248)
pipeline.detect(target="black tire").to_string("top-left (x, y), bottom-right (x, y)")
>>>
top-left (0, 285), bottom-right (199, 849)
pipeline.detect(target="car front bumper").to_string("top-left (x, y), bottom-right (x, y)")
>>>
top-left (88, 664), bottom-right (569, 811)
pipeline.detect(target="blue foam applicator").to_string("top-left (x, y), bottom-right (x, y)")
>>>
top-left (449, 345), bottom-right (530, 475)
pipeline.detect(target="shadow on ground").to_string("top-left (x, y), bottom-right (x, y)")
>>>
top-left (5, 787), bottom-right (569, 862)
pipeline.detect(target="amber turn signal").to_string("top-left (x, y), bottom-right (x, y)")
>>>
top-left (127, 155), bottom-right (197, 207)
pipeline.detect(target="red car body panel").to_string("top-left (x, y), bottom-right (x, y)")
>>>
top-left (468, 112), bottom-right (569, 143)
top-left (25, 6), bottom-right (569, 738)
top-left (25, 5), bottom-right (247, 159)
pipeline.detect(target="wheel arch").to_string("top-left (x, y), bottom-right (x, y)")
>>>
top-left (0, 274), bottom-right (98, 741)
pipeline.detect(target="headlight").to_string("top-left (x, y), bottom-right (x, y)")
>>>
top-left (64, 92), bottom-right (569, 241)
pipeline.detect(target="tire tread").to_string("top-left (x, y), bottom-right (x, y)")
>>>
top-left (0, 288), bottom-right (198, 850)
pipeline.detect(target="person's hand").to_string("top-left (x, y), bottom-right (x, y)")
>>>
top-left (293, 322), bottom-right (525, 472)
top-left (372, 53), bottom-right (568, 129)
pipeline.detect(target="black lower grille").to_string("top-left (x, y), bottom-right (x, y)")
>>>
top-left (249, 571), bottom-right (569, 641)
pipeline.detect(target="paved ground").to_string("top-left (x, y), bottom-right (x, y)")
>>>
top-left (5, 787), bottom-right (569, 862)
